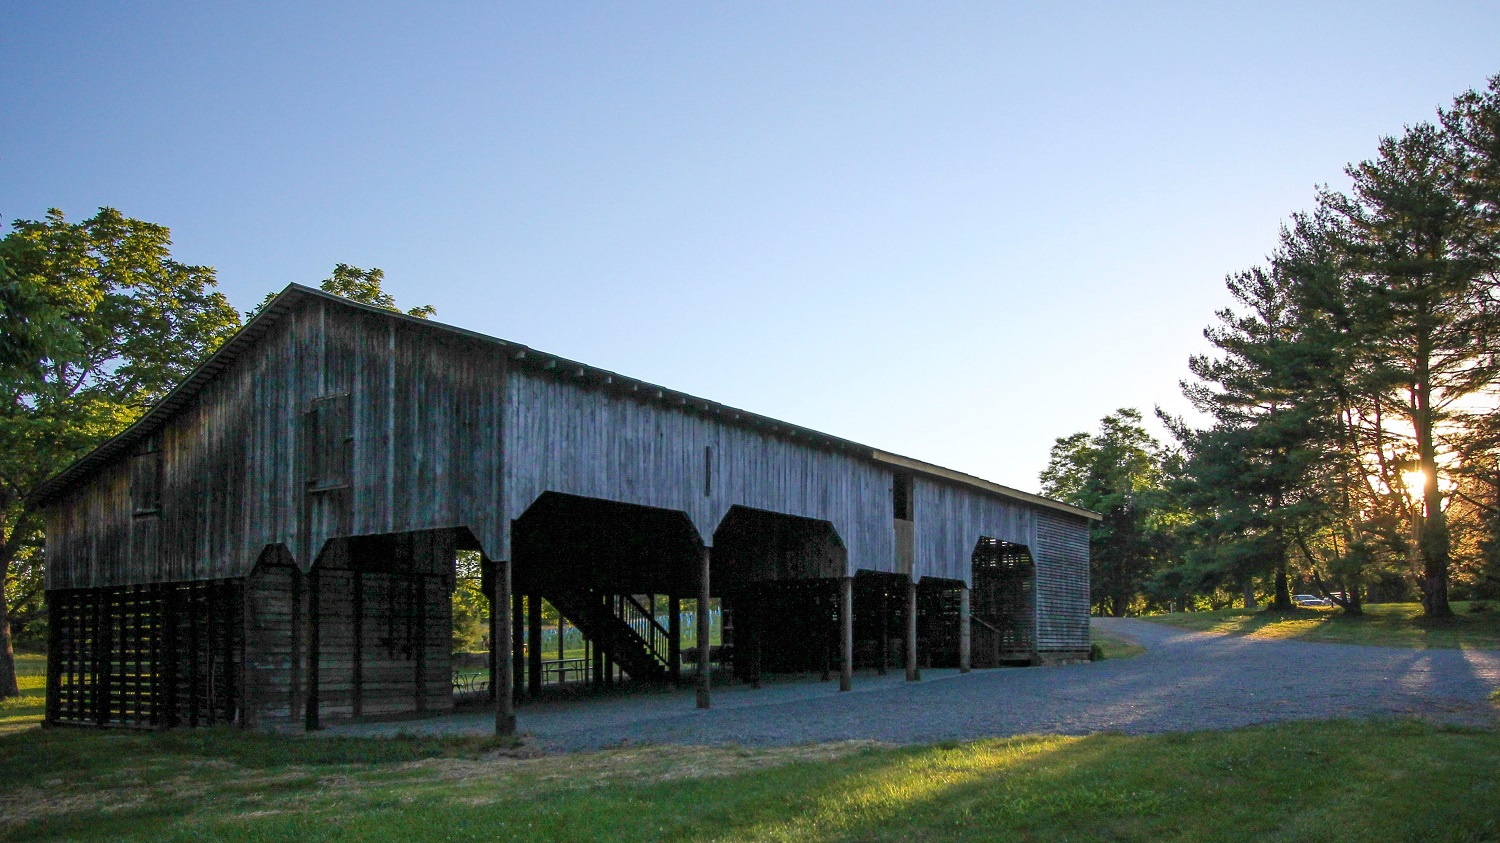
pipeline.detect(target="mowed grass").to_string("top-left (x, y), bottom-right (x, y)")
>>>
top-left (1, 717), bottom-right (1497, 842)
top-left (0, 652), bottom-right (46, 734)
top-left (1090, 629), bottom-right (1147, 660)
top-left (1138, 601), bottom-right (1500, 650)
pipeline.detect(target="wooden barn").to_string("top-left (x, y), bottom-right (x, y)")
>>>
top-left (32, 284), bottom-right (1098, 733)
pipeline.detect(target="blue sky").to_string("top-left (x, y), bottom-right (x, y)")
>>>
top-left (5, 3), bottom-right (1499, 489)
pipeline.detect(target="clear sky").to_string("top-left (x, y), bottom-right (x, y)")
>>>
top-left (5, 3), bottom-right (1499, 491)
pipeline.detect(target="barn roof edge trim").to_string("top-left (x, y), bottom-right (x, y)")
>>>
top-left (29, 283), bottom-right (1102, 522)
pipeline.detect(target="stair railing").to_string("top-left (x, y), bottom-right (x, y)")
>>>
top-left (615, 594), bottom-right (672, 672)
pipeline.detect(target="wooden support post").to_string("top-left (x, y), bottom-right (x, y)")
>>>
top-left (840, 576), bottom-right (853, 692)
top-left (494, 558), bottom-right (515, 736)
top-left (510, 590), bottom-right (524, 699)
top-left (905, 578), bottom-right (919, 682)
top-left (353, 570), bottom-right (364, 717)
top-left (287, 569), bottom-right (304, 731)
top-left (527, 595), bottom-right (543, 692)
top-left (696, 546), bottom-right (712, 710)
top-left (878, 587), bottom-right (888, 676)
top-left (486, 562), bottom-right (498, 703)
top-left (305, 568), bottom-right (320, 730)
top-left (668, 594), bottom-right (682, 685)
top-left (820, 589), bottom-right (832, 683)
top-left (414, 572), bottom-right (428, 714)
top-left (959, 585), bottom-right (972, 674)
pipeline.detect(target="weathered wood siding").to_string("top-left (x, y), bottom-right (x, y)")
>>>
top-left (45, 299), bottom-right (508, 589)
top-left (1033, 511), bottom-right (1091, 653)
top-left (245, 555), bottom-right (300, 729)
top-left (910, 477), bottom-right (1033, 584)
top-left (44, 288), bottom-right (1090, 639)
top-left (501, 371), bottom-right (894, 573)
top-left (310, 533), bottom-right (454, 723)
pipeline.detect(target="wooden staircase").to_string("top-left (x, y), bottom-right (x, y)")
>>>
top-left (547, 588), bottom-right (674, 683)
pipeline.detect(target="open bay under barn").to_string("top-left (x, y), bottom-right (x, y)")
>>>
top-left (33, 284), bottom-right (1097, 734)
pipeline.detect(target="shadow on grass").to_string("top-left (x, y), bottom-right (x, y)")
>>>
top-left (1139, 602), bottom-right (1500, 651)
top-left (120, 720), bottom-right (1500, 843)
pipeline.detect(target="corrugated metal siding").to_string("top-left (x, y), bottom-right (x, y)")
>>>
top-left (502, 371), bottom-right (895, 573)
top-left (1033, 510), bottom-right (1091, 651)
top-left (910, 477), bottom-right (1033, 585)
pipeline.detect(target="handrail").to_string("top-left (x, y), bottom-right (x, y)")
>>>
top-left (970, 615), bottom-right (1001, 635)
top-left (615, 594), bottom-right (671, 670)
top-left (623, 594), bottom-right (671, 640)
top-left (612, 591), bottom-right (672, 669)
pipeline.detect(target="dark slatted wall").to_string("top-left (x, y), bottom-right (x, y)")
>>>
top-left (46, 580), bottom-right (244, 728)
top-left (970, 539), bottom-right (1036, 665)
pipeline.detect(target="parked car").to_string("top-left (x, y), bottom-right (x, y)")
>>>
top-left (1293, 594), bottom-right (1332, 608)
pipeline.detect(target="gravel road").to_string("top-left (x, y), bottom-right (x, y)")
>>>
top-left (323, 619), bottom-right (1500, 752)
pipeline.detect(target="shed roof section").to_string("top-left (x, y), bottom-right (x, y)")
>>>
top-left (32, 284), bottom-right (1100, 521)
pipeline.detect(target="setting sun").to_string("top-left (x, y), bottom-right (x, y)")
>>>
top-left (1402, 469), bottom-right (1427, 496)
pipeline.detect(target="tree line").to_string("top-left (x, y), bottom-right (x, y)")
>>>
top-left (1043, 75), bottom-right (1500, 619)
top-left (0, 209), bottom-right (431, 697)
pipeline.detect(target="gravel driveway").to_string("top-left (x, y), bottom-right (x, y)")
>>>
top-left (323, 619), bottom-right (1500, 752)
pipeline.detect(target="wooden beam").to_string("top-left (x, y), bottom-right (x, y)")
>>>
top-left (511, 589), bottom-right (524, 699)
top-left (959, 586), bottom-right (971, 674)
top-left (494, 558), bottom-right (515, 736)
top-left (696, 546), bottom-right (711, 710)
top-left (668, 594), bottom-right (681, 685)
top-left (839, 576), bottom-right (853, 692)
top-left (905, 578), bottom-right (919, 682)
top-left (527, 595), bottom-right (543, 693)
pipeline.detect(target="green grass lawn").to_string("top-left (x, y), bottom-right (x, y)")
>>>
top-left (1137, 601), bottom-right (1500, 650)
top-left (0, 717), bottom-right (1495, 842)
top-left (0, 651), bottom-right (46, 734)
top-left (1090, 629), bottom-right (1147, 660)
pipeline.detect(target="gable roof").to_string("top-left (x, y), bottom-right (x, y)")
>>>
top-left (31, 284), bottom-right (1100, 521)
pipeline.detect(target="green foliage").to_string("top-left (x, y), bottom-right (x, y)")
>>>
top-left (250, 263), bottom-right (436, 319)
top-left (1157, 74), bottom-right (1500, 619)
top-left (1041, 409), bottom-right (1181, 616)
top-left (452, 550), bottom-right (488, 653)
top-left (0, 208), bottom-right (241, 698)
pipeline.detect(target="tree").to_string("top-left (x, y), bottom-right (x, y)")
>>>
top-left (1041, 409), bottom-right (1176, 616)
top-left (249, 263), bottom-right (435, 320)
top-left (1322, 119), bottom-right (1499, 617)
top-left (1179, 248), bottom-right (1339, 612)
top-left (0, 208), bottom-right (240, 699)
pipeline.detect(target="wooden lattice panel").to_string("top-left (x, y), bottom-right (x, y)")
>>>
top-left (46, 579), bottom-right (244, 729)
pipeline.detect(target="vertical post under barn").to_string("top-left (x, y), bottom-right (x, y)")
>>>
top-left (905, 578), bottom-right (919, 682)
top-left (306, 568), bottom-right (320, 730)
top-left (840, 576), bottom-right (853, 692)
top-left (527, 595), bottom-right (543, 693)
top-left (511, 590), bottom-right (524, 699)
top-left (697, 546), bottom-right (712, 710)
top-left (494, 559), bottom-right (515, 736)
top-left (668, 594), bottom-right (682, 685)
top-left (959, 586), bottom-right (971, 674)
top-left (878, 588), bottom-right (888, 676)
top-left (353, 570), bottom-right (364, 717)
top-left (487, 561), bottom-right (498, 702)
